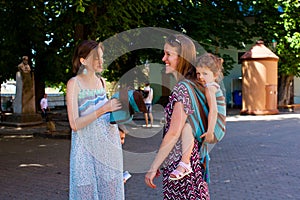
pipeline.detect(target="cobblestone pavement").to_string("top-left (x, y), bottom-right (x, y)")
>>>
top-left (0, 109), bottom-right (300, 200)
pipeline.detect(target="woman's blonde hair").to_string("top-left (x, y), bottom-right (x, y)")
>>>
top-left (165, 34), bottom-right (197, 81)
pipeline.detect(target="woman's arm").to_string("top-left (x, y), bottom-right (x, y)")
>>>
top-left (66, 78), bottom-right (121, 131)
top-left (145, 102), bottom-right (188, 188)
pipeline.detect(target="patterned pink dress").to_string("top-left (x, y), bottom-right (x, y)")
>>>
top-left (162, 82), bottom-right (210, 200)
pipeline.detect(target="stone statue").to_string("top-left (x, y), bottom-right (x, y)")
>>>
top-left (18, 56), bottom-right (31, 73)
top-left (1, 56), bottom-right (42, 126)
top-left (14, 56), bottom-right (35, 114)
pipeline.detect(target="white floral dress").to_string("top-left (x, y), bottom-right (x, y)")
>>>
top-left (69, 78), bottom-right (124, 200)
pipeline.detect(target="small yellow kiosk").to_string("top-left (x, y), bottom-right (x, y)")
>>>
top-left (240, 40), bottom-right (279, 115)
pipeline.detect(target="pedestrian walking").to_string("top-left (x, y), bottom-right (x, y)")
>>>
top-left (143, 82), bottom-right (154, 127)
top-left (40, 94), bottom-right (49, 121)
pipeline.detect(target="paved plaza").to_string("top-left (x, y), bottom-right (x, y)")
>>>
top-left (0, 109), bottom-right (299, 200)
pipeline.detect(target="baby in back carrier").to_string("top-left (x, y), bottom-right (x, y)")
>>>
top-left (169, 53), bottom-right (226, 183)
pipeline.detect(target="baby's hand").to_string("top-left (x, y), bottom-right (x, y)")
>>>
top-left (201, 131), bottom-right (217, 144)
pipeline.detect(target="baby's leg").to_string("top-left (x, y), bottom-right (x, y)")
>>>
top-left (169, 123), bottom-right (194, 180)
top-left (181, 123), bottom-right (194, 165)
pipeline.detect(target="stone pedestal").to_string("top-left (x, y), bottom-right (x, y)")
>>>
top-left (1, 113), bottom-right (42, 127)
top-left (14, 71), bottom-right (37, 114)
top-left (1, 71), bottom-right (42, 127)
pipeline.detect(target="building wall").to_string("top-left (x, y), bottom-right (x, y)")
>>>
top-left (218, 47), bottom-right (244, 107)
top-left (221, 50), bottom-right (300, 107)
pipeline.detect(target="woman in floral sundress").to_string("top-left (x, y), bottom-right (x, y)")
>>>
top-left (145, 34), bottom-right (210, 199)
top-left (67, 40), bottom-right (124, 200)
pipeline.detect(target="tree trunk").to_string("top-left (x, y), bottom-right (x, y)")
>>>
top-left (35, 74), bottom-right (45, 112)
top-left (0, 87), bottom-right (2, 112)
top-left (278, 74), bottom-right (294, 105)
top-left (34, 58), bottom-right (46, 112)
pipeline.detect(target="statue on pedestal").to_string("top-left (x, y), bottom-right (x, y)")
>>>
top-left (18, 56), bottom-right (31, 73)
top-left (14, 56), bottom-right (36, 114)
top-left (2, 56), bottom-right (43, 126)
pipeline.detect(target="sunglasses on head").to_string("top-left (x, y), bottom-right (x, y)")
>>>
top-left (167, 35), bottom-right (181, 46)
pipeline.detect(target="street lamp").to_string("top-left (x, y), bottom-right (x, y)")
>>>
top-left (272, 39), bottom-right (277, 50)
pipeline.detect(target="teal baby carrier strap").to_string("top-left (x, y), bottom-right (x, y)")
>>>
top-left (180, 80), bottom-right (212, 183)
top-left (214, 89), bottom-right (226, 141)
top-left (180, 80), bottom-right (208, 141)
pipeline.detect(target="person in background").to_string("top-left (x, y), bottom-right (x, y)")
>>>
top-left (118, 124), bottom-right (128, 145)
top-left (118, 124), bottom-right (132, 183)
top-left (6, 96), bottom-right (14, 112)
top-left (143, 82), bottom-right (154, 127)
top-left (40, 94), bottom-right (49, 121)
top-left (66, 40), bottom-right (124, 199)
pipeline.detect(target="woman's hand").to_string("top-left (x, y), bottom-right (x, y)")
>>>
top-left (145, 102), bottom-right (187, 189)
top-left (102, 98), bottom-right (122, 112)
top-left (145, 169), bottom-right (160, 189)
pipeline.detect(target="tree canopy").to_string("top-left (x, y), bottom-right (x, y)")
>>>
top-left (244, 0), bottom-right (300, 104)
top-left (0, 0), bottom-right (299, 105)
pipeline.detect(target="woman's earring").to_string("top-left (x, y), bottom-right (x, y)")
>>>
top-left (83, 67), bottom-right (87, 75)
top-left (78, 64), bottom-right (88, 75)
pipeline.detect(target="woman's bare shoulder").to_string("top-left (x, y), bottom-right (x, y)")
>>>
top-left (67, 76), bottom-right (79, 89)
